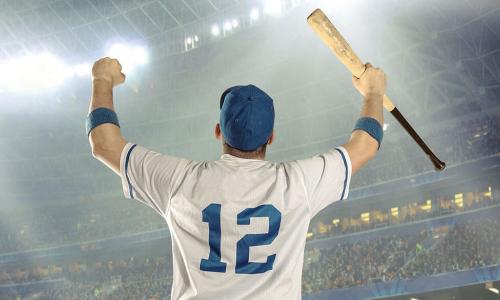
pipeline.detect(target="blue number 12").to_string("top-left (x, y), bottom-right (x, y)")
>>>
top-left (200, 204), bottom-right (281, 274)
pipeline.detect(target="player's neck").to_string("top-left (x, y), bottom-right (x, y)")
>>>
top-left (222, 144), bottom-right (266, 160)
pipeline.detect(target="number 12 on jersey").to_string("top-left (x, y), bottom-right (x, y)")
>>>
top-left (200, 204), bottom-right (281, 274)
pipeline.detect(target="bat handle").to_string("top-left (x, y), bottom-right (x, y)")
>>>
top-left (390, 108), bottom-right (446, 171)
top-left (356, 70), bottom-right (444, 169)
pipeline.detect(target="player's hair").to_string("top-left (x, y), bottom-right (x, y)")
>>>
top-left (223, 142), bottom-right (268, 158)
top-left (219, 87), bottom-right (268, 158)
top-left (220, 87), bottom-right (232, 109)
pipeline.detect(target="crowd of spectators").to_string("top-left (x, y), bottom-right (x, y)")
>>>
top-left (1, 215), bottom-right (497, 299)
top-left (400, 218), bottom-right (499, 278)
top-left (302, 217), bottom-right (499, 293)
top-left (0, 256), bottom-right (172, 300)
top-left (42, 256), bottom-right (172, 300)
top-left (302, 232), bottom-right (425, 291)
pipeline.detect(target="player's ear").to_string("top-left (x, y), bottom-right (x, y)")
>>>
top-left (215, 123), bottom-right (222, 140)
top-left (267, 130), bottom-right (275, 145)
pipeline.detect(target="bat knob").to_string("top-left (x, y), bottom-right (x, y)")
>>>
top-left (431, 156), bottom-right (446, 171)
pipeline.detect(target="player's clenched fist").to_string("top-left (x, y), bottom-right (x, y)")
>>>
top-left (352, 63), bottom-right (387, 97)
top-left (92, 57), bottom-right (126, 87)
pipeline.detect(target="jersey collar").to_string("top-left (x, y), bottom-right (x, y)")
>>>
top-left (220, 153), bottom-right (267, 162)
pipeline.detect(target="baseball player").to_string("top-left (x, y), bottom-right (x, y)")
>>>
top-left (87, 58), bottom-right (386, 299)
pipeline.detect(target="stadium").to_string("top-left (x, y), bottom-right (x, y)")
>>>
top-left (0, 0), bottom-right (499, 299)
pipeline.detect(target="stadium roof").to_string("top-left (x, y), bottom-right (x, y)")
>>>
top-left (0, 0), bottom-right (242, 60)
top-left (1, 0), bottom-right (500, 206)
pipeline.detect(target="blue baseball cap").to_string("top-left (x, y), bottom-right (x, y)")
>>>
top-left (219, 84), bottom-right (275, 151)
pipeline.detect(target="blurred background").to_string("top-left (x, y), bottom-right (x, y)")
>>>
top-left (0, 0), bottom-right (499, 299)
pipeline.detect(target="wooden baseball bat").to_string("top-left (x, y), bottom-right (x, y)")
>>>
top-left (307, 9), bottom-right (446, 171)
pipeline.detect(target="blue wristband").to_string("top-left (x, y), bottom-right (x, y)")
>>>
top-left (353, 117), bottom-right (383, 149)
top-left (86, 107), bottom-right (120, 136)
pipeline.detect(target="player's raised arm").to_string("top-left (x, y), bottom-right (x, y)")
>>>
top-left (87, 58), bottom-right (128, 175)
top-left (342, 63), bottom-right (386, 175)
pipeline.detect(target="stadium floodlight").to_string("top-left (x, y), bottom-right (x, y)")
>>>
top-left (264, 0), bottom-right (283, 16)
top-left (134, 47), bottom-right (148, 65)
top-left (223, 21), bottom-right (233, 31)
top-left (211, 24), bottom-right (220, 36)
top-left (0, 52), bottom-right (72, 92)
top-left (250, 8), bottom-right (260, 21)
top-left (107, 43), bottom-right (148, 74)
top-left (185, 36), bottom-right (199, 51)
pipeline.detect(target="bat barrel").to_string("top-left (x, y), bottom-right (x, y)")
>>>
top-left (307, 9), bottom-right (366, 78)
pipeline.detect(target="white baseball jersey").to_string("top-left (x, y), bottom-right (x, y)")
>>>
top-left (119, 142), bottom-right (351, 300)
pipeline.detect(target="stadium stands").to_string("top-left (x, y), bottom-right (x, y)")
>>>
top-left (1, 0), bottom-right (499, 299)
top-left (303, 216), bottom-right (500, 293)
top-left (1, 206), bottom-right (498, 299)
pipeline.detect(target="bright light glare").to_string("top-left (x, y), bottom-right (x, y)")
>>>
top-left (232, 19), bottom-right (239, 28)
top-left (107, 43), bottom-right (148, 73)
top-left (383, 123), bottom-right (389, 131)
top-left (194, 35), bottom-right (199, 42)
top-left (73, 63), bottom-right (91, 77)
top-left (489, 288), bottom-right (499, 294)
top-left (250, 8), bottom-right (260, 21)
top-left (186, 37), bottom-right (193, 45)
top-left (211, 24), bottom-right (220, 36)
top-left (223, 21), bottom-right (232, 31)
top-left (264, 0), bottom-right (283, 16)
top-left (0, 52), bottom-right (72, 92)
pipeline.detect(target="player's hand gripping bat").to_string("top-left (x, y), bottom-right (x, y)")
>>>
top-left (307, 9), bottom-right (446, 171)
